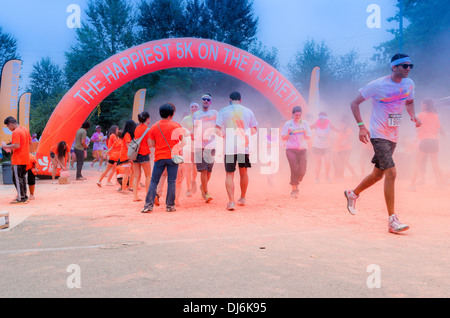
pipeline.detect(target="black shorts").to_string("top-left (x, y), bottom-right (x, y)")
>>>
top-left (370, 138), bottom-right (397, 170)
top-left (195, 148), bottom-right (215, 172)
top-left (108, 159), bottom-right (117, 165)
top-left (224, 154), bottom-right (251, 173)
top-left (117, 159), bottom-right (130, 166)
top-left (27, 170), bottom-right (36, 186)
top-left (133, 153), bottom-right (150, 164)
top-left (419, 138), bottom-right (439, 153)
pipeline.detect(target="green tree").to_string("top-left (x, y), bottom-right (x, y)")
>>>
top-left (205, 0), bottom-right (258, 50)
top-left (0, 26), bottom-right (20, 68)
top-left (64, 0), bottom-right (137, 128)
top-left (28, 57), bottom-right (68, 135)
top-left (374, 0), bottom-right (450, 94)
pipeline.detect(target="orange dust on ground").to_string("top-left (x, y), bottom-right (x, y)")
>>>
top-left (0, 158), bottom-right (449, 298)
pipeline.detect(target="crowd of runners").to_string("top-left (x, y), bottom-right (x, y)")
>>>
top-left (2, 53), bottom-right (448, 234)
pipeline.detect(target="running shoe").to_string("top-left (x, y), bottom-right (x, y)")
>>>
top-left (237, 198), bottom-right (246, 206)
top-left (10, 199), bottom-right (28, 204)
top-left (204, 193), bottom-right (213, 203)
top-left (186, 190), bottom-right (192, 197)
top-left (290, 189), bottom-right (298, 198)
top-left (344, 190), bottom-right (359, 215)
top-left (166, 206), bottom-right (176, 212)
top-left (96, 181), bottom-right (102, 187)
top-left (388, 215), bottom-right (410, 233)
top-left (141, 206), bottom-right (153, 213)
top-left (226, 202), bottom-right (235, 211)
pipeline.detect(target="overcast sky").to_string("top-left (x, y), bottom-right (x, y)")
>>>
top-left (0, 0), bottom-right (399, 91)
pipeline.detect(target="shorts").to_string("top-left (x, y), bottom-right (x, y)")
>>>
top-left (133, 153), bottom-right (150, 164)
top-left (419, 138), bottom-right (439, 153)
top-left (224, 154), bottom-right (251, 173)
top-left (370, 138), bottom-right (397, 170)
top-left (27, 169), bottom-right (36, 186)
top-left (108, 159), bottom-right (117, 165)
top-left (195, 148), bottom-right (215, 172)
top-left (93, 150), bottom-right (103, 157)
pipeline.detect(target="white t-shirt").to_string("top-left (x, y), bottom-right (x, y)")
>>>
top-left (281, 120), bottom-right (311, 150)
top-left (359, 75), bottom-right (415, 142)
top-left (192, 108), bottom-right (218, 148)
top-left (215, 103), bottom-right (258, 155)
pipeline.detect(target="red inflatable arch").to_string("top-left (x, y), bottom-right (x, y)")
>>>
top-left (36, 38), bottom-right (307, 176)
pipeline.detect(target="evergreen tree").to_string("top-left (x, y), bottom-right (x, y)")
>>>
top-left (28, 57), bottom-right (67, 135)
top-left (0, 26), bottom-right (21, 68)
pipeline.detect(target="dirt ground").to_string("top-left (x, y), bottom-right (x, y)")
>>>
top-left (0, 156), bottom-right (449, 298)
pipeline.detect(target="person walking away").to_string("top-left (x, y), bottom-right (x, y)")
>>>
top-left (132, 111), bottom-right (153, 202)
top-left (215, 91), bottom-right (258, 211)
top-left (141, 103), bottom-right (183, 213)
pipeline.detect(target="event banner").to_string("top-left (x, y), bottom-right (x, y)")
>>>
top-left (36, 38), bottom-right (307, 176)
top-left (19, 92), bottom-right (31, 132)
top-left (0, 59), bottom-right (22, 143)
top-left (132, 88), bottom-right (146, 123)
top-left (308, 66), bottom-right (320, 114)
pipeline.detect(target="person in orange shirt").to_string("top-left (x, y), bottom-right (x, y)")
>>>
top-left (26, 153), bottom-right (38, 200)
top-left (117, 120), bottom-right (135, 194)
top-left (141, 103), bottom-right (183, 213)
top-left (409, 99), bottom-right (446, 190)
top-left (50, 141), bottom-right (70, 184)
top-left (2, 116), bottom-right (31, 204)
top-left (97, 125), bottom-right (120, 186)
top-left (132, 111), bottom-right (152, 202)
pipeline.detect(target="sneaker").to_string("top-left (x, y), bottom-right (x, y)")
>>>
top-left (141, 206), bottom-right (153, 213)
top-left (106, 182), bottom-right (114, 186)
top-left (388, 215), bottom-right (410, 233)
top-left (344, 190), bottom-right (359, 215)
top-left (237, 197), bottom-right (245, 206)
top-left (76, 177), bottom-right (86, 181)
top-left (226, 202), bottom-right (235, 211)
top-left (10, 199), bottom-right (28, 204)
top-left (154, 193), bottom-right (160, 206)
top-left (166, 206), bottom-right (176, 212)
top-left (96, 181), bottom-right (102, 187)
top-left (186, 190), bottom-right (192, 197)
top-left (204, 193), bottom-right (213, 203)
top-left (290, 190), bottom-right (298, 198)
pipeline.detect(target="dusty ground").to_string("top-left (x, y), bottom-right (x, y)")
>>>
top-left (0, 157), bottom-right (449, 299)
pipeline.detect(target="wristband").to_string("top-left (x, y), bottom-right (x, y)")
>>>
top-left (357, 122), bottom-right (365, 127)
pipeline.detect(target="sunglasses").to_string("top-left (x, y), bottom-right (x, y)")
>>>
top-left (398, 63), bottom-right (414, 69)
top-left (202, 98), bottom-right (211, 102)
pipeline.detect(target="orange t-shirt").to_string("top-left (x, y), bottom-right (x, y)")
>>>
top-left (149, 120), bottom-right (183, 162)
top-left (11, 126), bottom-right (31, 165)
top-left (417, 112), bottom-right (440, 140)
top-left (134, 124), bottom-right (152, 156)
top-left (26, 154), bottom-right (38, 174)
top-left (119, 132), bottom-right (132, 162)
top-left (107, 134), bottom-right (121, 161)
top-left (50, 144), bottom-right (70, 160)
